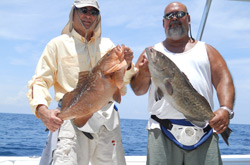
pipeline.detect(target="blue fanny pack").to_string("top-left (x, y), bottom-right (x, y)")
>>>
top-left (151, 115), bottom-right (213, 150)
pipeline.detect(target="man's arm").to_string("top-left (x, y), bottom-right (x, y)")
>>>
top-left (27, 43), bottom-right (63, 132)
top-left (206, 44), bottom-right (235, 134)
top-left (130, 51), bottom-right (151, 96)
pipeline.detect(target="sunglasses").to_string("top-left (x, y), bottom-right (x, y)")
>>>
top-left (163, 11), bottom-right (188, 20)
top-left (75, 7), bottom-right (99, 16)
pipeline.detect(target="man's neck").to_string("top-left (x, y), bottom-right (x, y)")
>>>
top-left (82, 31), bottom-right (94, 42)
top-left (74, 28), bottom-right (94, 42)
top-left (163, 37), bottom-right (196, 53)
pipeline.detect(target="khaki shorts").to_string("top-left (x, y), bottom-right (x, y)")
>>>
top-left (146, 128), bottom-right (222, 165)
top-left (39, 119), bottom-right (126, 165)
top-left (52, 120), bottom-right (126, 165)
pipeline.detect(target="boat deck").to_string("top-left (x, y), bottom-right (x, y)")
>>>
top-left (1, 155), bottom-right (250, 165)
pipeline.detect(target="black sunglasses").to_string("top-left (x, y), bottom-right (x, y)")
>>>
top-left (75, 7), bottom-right (99, 16)
top-left (163, 11), bottom-right (188, 20)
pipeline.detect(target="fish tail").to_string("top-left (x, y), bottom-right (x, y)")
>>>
top-left (221, 127), bottom-right (232, 145)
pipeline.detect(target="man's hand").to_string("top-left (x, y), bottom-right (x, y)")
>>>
top-left (209, 108), bottom-right (230, 134)
top-left (130, 50), bottom-right (151, 96)
top-left (124, 46), bottom-right (134, 70)
top-left (36, 105), bottom-right (63, 132)
top-left (136, 51), bottom-right (151, 77)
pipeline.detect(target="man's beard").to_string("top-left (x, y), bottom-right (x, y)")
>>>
top-left (166, 21), bottom-right (188, 40)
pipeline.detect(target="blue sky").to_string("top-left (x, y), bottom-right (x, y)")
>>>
top-left (0, 0), bottom-right (250, 124)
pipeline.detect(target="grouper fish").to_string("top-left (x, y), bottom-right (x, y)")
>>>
top-left (57, 45), bottom-right (128, 127)
top-left (145, 47), bottom-right (232, 145)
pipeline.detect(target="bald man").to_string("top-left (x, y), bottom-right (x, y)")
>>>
top-left (131, 2), bottom-right (235, 165)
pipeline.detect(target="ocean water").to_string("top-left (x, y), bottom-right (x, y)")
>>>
top-left (0, 113), bottom-right (250, 156)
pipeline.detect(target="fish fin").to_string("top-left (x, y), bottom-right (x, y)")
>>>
top-left (189, 119), bottom-right (208, 128)
top-left (76, 71), bottom-right (90, 88)
top-left (155, 88), bottom-right (164, 101)
top-left (113, 89), bottom-right (121, 103)
top-left (73, 113), bottom-right (93, 128)
top-left (164, 79), bottom-right (173, 95)
top-left (196, 94), bottom-right (212, 109)
top-left (221, 127), bottom-right (232, 146)
top-left (182, 72), bottom-right (190, 81)
top-left (182, 72), bottom-right (196, 91)
top-left (104, 60), bottom-right (127, 75)
top-left (113, 69), bottom-right (125, 89)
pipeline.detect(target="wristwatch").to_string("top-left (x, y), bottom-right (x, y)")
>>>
top-left (220, 106), bottom-right (234, 119)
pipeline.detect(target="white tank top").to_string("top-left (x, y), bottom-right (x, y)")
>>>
top-left (147, 41), bottom-right (214, 129)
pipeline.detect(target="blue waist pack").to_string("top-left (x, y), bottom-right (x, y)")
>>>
top-left (151, 115), bottom-right (213, 150)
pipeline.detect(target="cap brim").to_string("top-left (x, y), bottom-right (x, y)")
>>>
top-left (74, 4), bottom-right (100, 11)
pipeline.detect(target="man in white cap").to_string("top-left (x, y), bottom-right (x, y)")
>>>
top-left (27, 0), bottom-right (137, 164)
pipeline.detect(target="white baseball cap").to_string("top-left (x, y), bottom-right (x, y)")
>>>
top-left (74, 0), bottom-right (100, 11)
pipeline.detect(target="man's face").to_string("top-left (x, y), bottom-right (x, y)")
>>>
top-left (163, 3), bottom-right (189, 40)
top-left (73, 6), bottom-right (99, 33)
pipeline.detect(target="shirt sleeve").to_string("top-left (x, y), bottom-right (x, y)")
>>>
top-left (120, 63), bottom-right (138, 96)
top-left (27, 42), bottom-right (57, 117)
top-left (123, 63), bottom-right (138, 85)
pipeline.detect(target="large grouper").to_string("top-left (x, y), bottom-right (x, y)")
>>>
top-left (57, 45), bottom-right (128, 127)
top-left (145, 47), bottom-right (232, 145)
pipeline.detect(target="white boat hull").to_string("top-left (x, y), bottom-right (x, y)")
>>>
top-left (1, 155), bottom-right (250, 165)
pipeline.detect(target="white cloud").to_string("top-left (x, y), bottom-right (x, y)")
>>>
top-left (224, 58), bottom-right (250, 114)
top-left (6, 42), bottom-right (45, 66)
top-left (202, 0), bottom-right (250, 47)
top-left (100, 1), bottom-right (174, 29)
top-left (227, 58), bottom-right (250, 65)
top-left (0, 28), bottom-right (33, 40)
top-left (0, 86), bottom-right (28, 106)
top-left (14, 43), bottom-right (34, 54)
top-left (0, 0), bottom-right (70, 41)
top-left (227, 58), bottom-right (250, 76)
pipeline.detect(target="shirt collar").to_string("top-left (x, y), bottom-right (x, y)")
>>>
top-left (71, 29), bottom-right (86, 43)
top-left (71, 28), bottom-right (97, 43)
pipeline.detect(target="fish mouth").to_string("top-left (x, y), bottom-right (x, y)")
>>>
top-left (115, 44), bottom-right (125, 62)
top-left (146, 47), bottom-right (168, 71)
